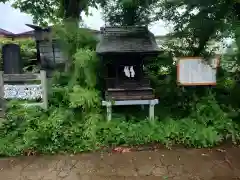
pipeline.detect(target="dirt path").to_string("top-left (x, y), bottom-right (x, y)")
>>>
top-left (1, 146), bottom-right (240, 180)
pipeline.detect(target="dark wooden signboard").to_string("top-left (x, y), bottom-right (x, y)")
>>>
top-left (2, 44), bottom-right (23, 74)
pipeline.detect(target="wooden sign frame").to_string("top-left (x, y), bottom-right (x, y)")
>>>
top-left (0, 70), bottom-right (48, 117)
top-left (176, 56), bottom-right (220, 86)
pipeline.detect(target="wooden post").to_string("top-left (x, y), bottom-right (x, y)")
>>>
top-left (106, 102), bottom-right (112, 121)
top-left (40, 70), bottom-right (48, 110)
top-left (0, 71), bottom-right (5, 117)
top-left (149, 104), bottom-right (154, 120)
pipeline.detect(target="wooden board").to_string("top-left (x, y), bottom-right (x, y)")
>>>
top-left (106, 88), bottom-right (154, 100)
top-left (3, 73), bottom-right (41, 82)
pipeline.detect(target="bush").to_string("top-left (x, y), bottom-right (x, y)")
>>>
top-left (0, 92), bottom-right (239, 156)
top-left (1, 27), bottom-right (240, 157)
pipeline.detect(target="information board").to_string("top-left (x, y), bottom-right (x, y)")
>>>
top-left (177, 57), bottom-right (219, 85)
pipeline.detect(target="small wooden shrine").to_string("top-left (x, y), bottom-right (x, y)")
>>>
top-left (96, 26), bottom-right (160, 120)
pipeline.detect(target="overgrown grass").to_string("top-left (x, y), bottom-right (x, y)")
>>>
top-left (0, 94), bottom-right (239, 157)
top-left (0, 28), bottom-right (240, 157)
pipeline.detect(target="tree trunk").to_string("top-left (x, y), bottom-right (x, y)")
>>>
top-left (63, 18), bottom-right (79, 72)
top-left (62, 0), bottom-right (88, 72)
top-left (123, 7), bottom-right (137, 26)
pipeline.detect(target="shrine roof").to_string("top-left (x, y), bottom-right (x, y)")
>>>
top-left (96, 26), bottom-right (160, 54)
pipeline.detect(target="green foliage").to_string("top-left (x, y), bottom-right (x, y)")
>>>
top-left (52, 22), bottom-right (98, 71)
top-left (2, 0), bottom-right (240, 157)
top-left (100, 0), bottom-right (158, 26)
top-left (155, 0), bottom-right (240, 56)
top-left (69, 85), bottom-right (100, 109)
top-left (53, 23), bottom-right (98, 56)
top-left (1, 95), bottom-right (239, 156)
top-left (72, 49), bottom-right (99, 87)
top-left (2, 0), bottom-right (99, 25)
top-left (0, 46), bottom-right (103, 156)
top-left (1, 35), bottom-right (240, 156)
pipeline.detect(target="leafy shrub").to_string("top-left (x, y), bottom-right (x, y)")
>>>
top-left (1, 47), bottom-right (240, 156)
top-left (1, 26), bottom-right (240, 157)
top-left (1, 107), bottom-right (239, 156)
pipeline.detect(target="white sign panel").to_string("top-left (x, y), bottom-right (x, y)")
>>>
top-left (4, 85), bottom-right (42, 100)
top-left (177, 57), bottom-right (219, 85)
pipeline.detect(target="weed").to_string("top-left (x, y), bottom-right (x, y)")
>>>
top-left (0, 26), bottom-right (240, 157)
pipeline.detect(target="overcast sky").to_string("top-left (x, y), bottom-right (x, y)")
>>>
top-left (0, 2), bottom-right (169, 36)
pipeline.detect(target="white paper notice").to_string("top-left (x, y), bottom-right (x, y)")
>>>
top-left (177, 57), bottom-right (218, 85)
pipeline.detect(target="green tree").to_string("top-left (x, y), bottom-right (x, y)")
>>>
top-left (99, 0), bottom-right (158, 26)
top-left (0, 0), bottom-right (98, 25)
top-left (155, 0), bottom-right (240, 56)
top-left (0, 0), bottom-right (101, 72)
